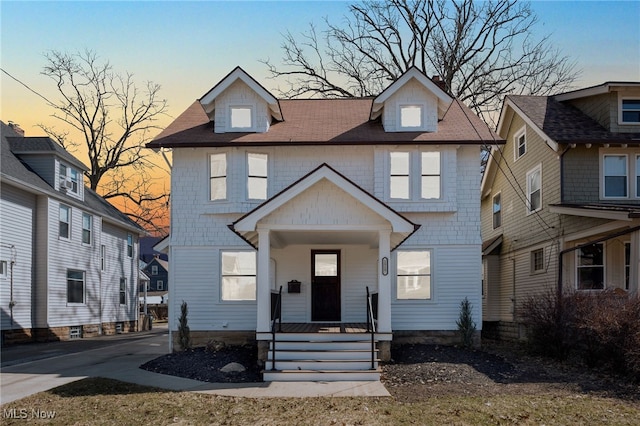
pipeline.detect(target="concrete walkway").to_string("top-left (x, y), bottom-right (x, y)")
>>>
top-left (1, 324), bottom-right (390, 404)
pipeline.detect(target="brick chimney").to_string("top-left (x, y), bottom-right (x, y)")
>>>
top-left (8, 121), bottom-right (25, 136)
top-left (431, 75), bottom-right (448, 93)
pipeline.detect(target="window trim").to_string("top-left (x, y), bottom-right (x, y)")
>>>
top-left (513, 127), bottom-right (526, 161)
top-left (388, 150), bottom-right (442, 202)
top-left (157, 280), bottom-right (164, 291)
top-left (59, 204), bottom-right (71, 240)
top-left (575, 242), bottom-right (605, 291)
top-left (420, 151), bottom-right (441, 200)
top-left (127, 234), bottom-right (133, 258)
top-left (119, 277), bottom-right (127, 305)
top-left (229, 105), bottom-right (255, 131)
top-left (398, 104), bottom-right (425, 130)
top-left (58, 162), bottom-right (80, 194)
top-left (82, 213), bottom-right (92, 246)
top-left (220, 250), bottom-right (257, 302)
top-left (209, 152), bottom-right (228, 201)
top-left (151, 265), bottom-right (158, 276)
top-left (0, 260), bottom-right (7, 279)
top-left (531, 248), bottom-right (544, 274)
top-left (492, 192), bottom-right (502, 229)
top-left (602, 153), bottom-right (629, 199)
top-left (246, 152), bottom-right (268, 200)
top-left (394, 249), bottom-right (433, 301)
top-left (526, 164), bottom-right (542, 214)
top-left (619, 97), bottom-right (640, 125)
top-left (67, 269), bottom-right (85, 305)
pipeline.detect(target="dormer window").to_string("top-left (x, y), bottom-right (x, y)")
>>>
top-left (514, 127), bottom-right (526, 161)
top-left (400, 105), bottom-right (423, 129)
top-left (230, 106), bottom-right (253, 130)
top-left (59, 163), bottom-right (80, 194)
top-left (621, 99), bottom-right (640, 124)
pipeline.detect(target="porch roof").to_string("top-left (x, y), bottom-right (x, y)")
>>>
top-left (230, 164), bottom-right (420, 250)
top-left (549, 203), bottom-right (640, 221)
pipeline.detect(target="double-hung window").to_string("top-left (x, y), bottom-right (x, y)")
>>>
top-left (82, 213), bottom-right (92, 245)
top-left (67, 270), bottom-right (85, 304)
top-left (151, 265), bottom-right (158, 276)
top-left (625, 242), bottom-right (631, 291)
top-left (531, 248), bottom-right (544, 273)
top-left (119, 278), bottom-right (127, 305)
top-left (210, 153), bottom-right (227, 201)
top-left (526, 165), bottom-right (542, 213)
top-left (576, 243), bottom-right (604, 290)
top-left (59, 163), bottom-right (80, 194)
top-left (492, 193), bottom-right (502, 229)
top-left (100, 245), bottom-right (106, 271)
top-left (603, 154), bottom-right (628, 198)
top-left (221, 251), bottom-right (256, 301)
top-left (514, 128), bottom-right (526, 160)
top-left (59, 204), bottom-right (71, 239)
top-left (247, 153), bottom-right (268, 200)
top-left (396, 250), bottom-right (432, 300)
top-left (0, 260), bottom-right (7, 279)
top-left (157, 280), bottom-right (164, 291)
top-left (127, 234), bottom-right (133, 258)
top-left (389, 151), bottom-right (441, 201)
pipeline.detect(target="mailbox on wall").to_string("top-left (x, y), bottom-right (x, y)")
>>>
top-left (287, 280), bottom-right (301, 293)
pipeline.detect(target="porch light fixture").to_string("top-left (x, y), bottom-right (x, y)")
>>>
top-left (382, 257), bottom-right (389, 276)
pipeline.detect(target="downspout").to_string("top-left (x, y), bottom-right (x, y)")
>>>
top-left (557, 224), bottom-right (640, 297)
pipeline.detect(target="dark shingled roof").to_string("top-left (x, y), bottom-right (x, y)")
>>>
top-left (508, 95), bottom-right (640, 144)
top-left (1, 122), bottom-right (143, 233)
top-left (147, 98), bottom-right (502, 148)
top-left (7, 136), bottom-right (88, 170)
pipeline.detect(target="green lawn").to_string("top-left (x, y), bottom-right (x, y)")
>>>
top-left (2, 378), bottom-right (639, 425)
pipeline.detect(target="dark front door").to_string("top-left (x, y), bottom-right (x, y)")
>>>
top-left (311, 250), bottom-right (341, 321)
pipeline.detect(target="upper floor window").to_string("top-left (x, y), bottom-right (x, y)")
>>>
top-left (151, 265), bottom-right (158, 276)
top-left (421, 152), bottom-right (440, 199)
top-left (396, 250), bottom-right (432, 300)
top-left (247, 153), bottom-right (268, 200)
top-left (514, 128), bottom-right (526, 160)
top-left (59, 163), bottom-right (80, 194)
top-left (101, 245), bottom-right (106, 271)
top-left (576, 243), bottom-right (604, 290)
top-left (621, 99), bottom-right (640, 124)
top-left (492, 193), bottom-right (501, 229)
top-left (635, 155), bottom-right (640, 198)
top-left (82, 213), bottom-right (92, 245)
top-left (127, 234), bottom-right (133, 258)
top-left (526, 165), bottom-right (542, 213)
top-left (221, 251), bottom-right (256, 301)
top-left (157, 280), bottom-right (164, 291)
top-left (230, 106), bottom-right (253, 130)
top-left (210, 153), bottom-right (227, 201)
top-left (399, 105), bottom-right (423, 129)
top-left (0, 260), bottom-right (7, 279)
top-left (67, 269), bottom-right (85, 304)
top-left (603, 154), bottom-right (628, 198)
top-left (390, 152), bottom-right (410, 199)
top-left (59, 204), bottom-right (71, 239)
top-left (625, 242), bottom-right (631, 291)
top-left (389, 151), bottom-right (441, 201)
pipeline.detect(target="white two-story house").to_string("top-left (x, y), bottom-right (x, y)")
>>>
top-left (1, 121), bottom-right (144, 343)
top-left (149, 66), bottom-right (501, 380)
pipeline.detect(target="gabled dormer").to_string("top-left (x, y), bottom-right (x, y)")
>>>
top-left (6, 135), bottom-right (88, 201)
top-left (199, 66), bottom-right (283, 134)
top-left (370, 67), bottom-right (453, 133)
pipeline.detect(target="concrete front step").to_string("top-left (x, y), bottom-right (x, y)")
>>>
top-left (268, 349), bottom-right (378, 360)
top-left (268, 359), bottom-right (378, 370)
top-left (269, 340), bottom-right (373, 351)
top-left (262, 369), bottom-right (381, 382)
top-left (258, 332), bottom-right (373, 342)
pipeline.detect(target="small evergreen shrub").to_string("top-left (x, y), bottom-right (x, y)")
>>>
top-left (178, 300), bottom-right (191, 351)
top-left (456, 297), bottom-right (477, 348)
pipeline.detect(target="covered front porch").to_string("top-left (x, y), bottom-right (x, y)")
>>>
top-left (229, 165), bottom-right (418, 379)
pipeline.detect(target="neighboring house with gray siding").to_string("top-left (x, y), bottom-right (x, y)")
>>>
top-left (481, 82), bottom-right (640, 340)
top-left (0, 121), bottom-right (145, 343)
top-left (148, 66), bottom-right (500, 381)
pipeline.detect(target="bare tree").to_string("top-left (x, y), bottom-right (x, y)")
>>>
top-left (262, 0), bottom-right (579, 125)
top-left (39, 50), bottom-right (169, 234)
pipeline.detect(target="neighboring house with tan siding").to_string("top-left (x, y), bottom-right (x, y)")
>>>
top-left (0, 121), bottom-right (145, 343)
top-left (481, 82), bottom-right (640, 340)
top-left (148, 66), bottom-right (501, 381)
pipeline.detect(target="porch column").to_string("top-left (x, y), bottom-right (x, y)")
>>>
top-left (377, 229), bottom-right (392, 333)
top-left (631, 229), bottom-right (640, 295)
top-left (256, 228), bottom-right (271, 332)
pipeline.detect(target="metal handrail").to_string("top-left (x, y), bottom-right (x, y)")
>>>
top-left (366, 286), bottom-right (377, 370)
top-left (270, 286), bottom-right (283, 371)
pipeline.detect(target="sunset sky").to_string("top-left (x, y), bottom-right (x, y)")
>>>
top-left (1, 0), bottom-right (639, 219)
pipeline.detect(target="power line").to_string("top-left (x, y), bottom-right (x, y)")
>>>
top-left (1, 67), bottom-right (55, 106)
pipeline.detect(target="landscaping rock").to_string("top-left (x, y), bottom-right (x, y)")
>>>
top-left (220, 362), bottom-right (246, 373)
